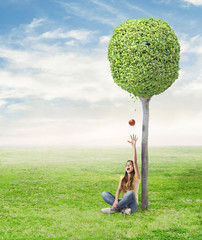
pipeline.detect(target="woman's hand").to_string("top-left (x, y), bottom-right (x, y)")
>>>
top-left (112, 200), bottom-right (118, 210)
top-left (127, 134), bottom-right (138, 147)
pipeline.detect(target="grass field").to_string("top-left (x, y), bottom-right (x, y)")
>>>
top-left (0, 146), bottom-right (201, 240)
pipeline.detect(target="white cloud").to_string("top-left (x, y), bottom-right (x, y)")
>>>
top-left (40, 29), bottom-right (95, 41)
top-left (0, 100), bottom-right (7, 108)
top-left (182, 0), bottom-right (202, 6)
top-left (180, 39), bottom-right (191, 53)
top-left (175, 70), bottom-right (202, 97)
top-left (20, 29), bottom-right (96, 48)
top-left (7, 103), bottom-right (31, 112)
top-left (0, 44), bottom-right (127, 103)
top-left (99, 35), bottom-right (111, 45)
top-left (26, 18), bottom-right (47, 30)
top-left (180, 35), bottom-right (202, 54)
top-left (65, 40), bottom-right (76, 46)
top-left (176, 34), bottom-right (202, 97)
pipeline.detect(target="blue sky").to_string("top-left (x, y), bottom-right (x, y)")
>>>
top-left (0, 0), bottom-right (201, 147)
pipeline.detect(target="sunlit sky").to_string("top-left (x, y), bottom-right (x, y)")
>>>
top-left (0, 0), bottom-right (201, 147)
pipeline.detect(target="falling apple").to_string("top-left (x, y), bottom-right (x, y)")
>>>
top-left (129, 119), bottom-right (135, 126)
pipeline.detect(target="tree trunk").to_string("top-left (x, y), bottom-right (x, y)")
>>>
top-left (139, 96), bottom-right (151, 210)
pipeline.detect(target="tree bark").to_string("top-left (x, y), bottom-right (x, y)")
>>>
top-left (139, 96), bottom-right (151, 210)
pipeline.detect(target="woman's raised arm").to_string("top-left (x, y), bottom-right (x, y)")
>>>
top-left (128, 134), bottom-right (141, 179)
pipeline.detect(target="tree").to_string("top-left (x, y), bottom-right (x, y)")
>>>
top-left (108, 18), bottom-right (180, 210)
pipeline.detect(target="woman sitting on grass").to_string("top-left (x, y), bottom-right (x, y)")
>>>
top-left (101, 134), bottom-right (140, 215)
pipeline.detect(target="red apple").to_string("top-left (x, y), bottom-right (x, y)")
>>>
top-left (129, 119), bottom-right (135, 126)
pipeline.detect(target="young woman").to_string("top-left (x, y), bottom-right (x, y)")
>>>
top-left (101, 134), bottom-right (140, 215)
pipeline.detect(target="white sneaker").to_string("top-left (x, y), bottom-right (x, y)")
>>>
top-left (121, 208), bottom-right (131, 216)
top-left (101, 208), bottom-right (117, 214)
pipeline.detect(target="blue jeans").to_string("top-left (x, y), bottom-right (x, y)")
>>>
top-left (102, 190), bottom-right (138, 213)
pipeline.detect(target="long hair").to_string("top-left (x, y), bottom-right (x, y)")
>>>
top-left (121, 160), bottom-right (135, 192)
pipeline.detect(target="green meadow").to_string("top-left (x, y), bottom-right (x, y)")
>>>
top-left (0, 146), bottom-right (201, 240)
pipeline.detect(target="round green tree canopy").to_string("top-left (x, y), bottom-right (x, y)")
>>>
top-left (108, 18), bottom-right (180, 97)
